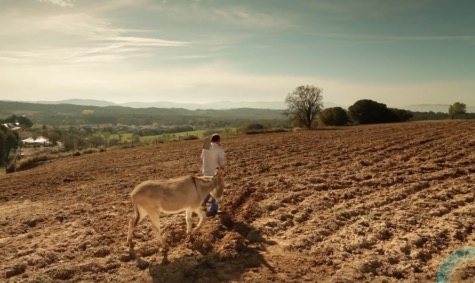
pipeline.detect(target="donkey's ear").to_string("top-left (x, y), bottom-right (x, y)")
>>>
top-left (215, 167), bottom-right (221, 175)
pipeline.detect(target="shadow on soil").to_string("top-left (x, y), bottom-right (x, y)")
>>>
top-left (132, 212), bottom-right (276, 283)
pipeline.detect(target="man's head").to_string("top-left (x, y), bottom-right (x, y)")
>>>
top-left (211, 134), bottom-right (220, 143)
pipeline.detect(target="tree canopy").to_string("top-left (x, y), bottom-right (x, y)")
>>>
top-left (348, 99), bottom-right (413, 124)
top-left (319, 107), bottom-right (349, 126)
top-left (0, 125), bottom-right (19, 166)
top-left (448, 102), bottom-right (466, 119)
top-left (284, 85), bottom-right (324, 128)
top-left (1, 115), bottom-right (33, 128)
top-left (348, 100), bottom-right (394, 124)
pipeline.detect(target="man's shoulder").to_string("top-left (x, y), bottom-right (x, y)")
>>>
top-left (210, 143), bottom-right (223, 150)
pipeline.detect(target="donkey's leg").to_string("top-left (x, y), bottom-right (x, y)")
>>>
top-left (148, 210), bottom-right (165, 246)
top-left (185, 210), bottom-right (193, 233)
top-left (127, 204), bottom-right (141, 247)
top-left (193, 207), bottom-right (207, 231)
top-left (127, 217), bottom-right (137, 247)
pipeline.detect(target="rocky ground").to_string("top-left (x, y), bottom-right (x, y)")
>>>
top-left (1, 120), bottom-right (474, 283)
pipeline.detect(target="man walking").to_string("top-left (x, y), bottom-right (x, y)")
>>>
top-left (201, 133), bottom-right (225, 215)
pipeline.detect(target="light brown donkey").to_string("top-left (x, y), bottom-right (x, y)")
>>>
top-left (126, 168), bottom-right (225, 248)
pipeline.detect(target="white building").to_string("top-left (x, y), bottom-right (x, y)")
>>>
top-left (22, 136), bottom-right (51, 147)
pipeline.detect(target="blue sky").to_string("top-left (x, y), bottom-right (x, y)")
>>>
top-left (0, 0), bottom-right (474, 108)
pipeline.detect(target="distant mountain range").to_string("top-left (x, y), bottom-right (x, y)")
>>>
top-left (17, 99), bottom-right (475, 113)
top-left (122, 100), bottom-right (288, 110)
top-left (34, 99), bottom-right (340, 110)
top-left (33, 99), bottom-right (286, 109)
top-left (401, 104), bottom-right (474, 113)
top-left (0, 100), bottom-right (289, 127)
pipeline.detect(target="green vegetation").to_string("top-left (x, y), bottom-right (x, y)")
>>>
top-left (137, 129), bottom-right (209, 144)
top-left (448, 102), bottom-right (466, 119)
top-left (319, 107), bottom-right (349, 126)
top-left (348, 99), bottom-right (413, 125)
top-left (1, 115), bottom-right (33, 128)
top-left (0, 115), bottom-right (31, 166)
top-left (0, 127), bottom-right (19, 167)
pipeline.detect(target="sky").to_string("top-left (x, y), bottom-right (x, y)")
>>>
top-left (0, 0), bottom-right (474, 108)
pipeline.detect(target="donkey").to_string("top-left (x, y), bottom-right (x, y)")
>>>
top-left (126, 168), bottom-right (225, 248)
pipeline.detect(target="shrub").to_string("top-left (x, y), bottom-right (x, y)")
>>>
top-left (246, 123), bottom-right (265, 131)
top-left (14, 154), bottom-right (52, 172)
top-left (182, 135), bottom-right (199, 141)
top-left (320, 107), bottom-right (349, 126)
top-left (245, 128), bottom-right (291, 135)
top-left (349, 99), bottom-right (400, 124)
top-left (5, 162), bottom-right (16, 173)
top-left (81, 148), bottom-right (100, 155)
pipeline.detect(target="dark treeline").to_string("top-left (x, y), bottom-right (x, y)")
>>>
top-left (410, 111), bottom-right (475, 120)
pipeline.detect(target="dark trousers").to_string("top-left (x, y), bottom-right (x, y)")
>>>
top-left (203, 194), bottom-right (218, 213)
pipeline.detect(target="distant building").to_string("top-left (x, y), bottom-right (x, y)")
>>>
top-left (22, 136), bottom-right (51, 147)
top-left (2, 123), bottom-right (22, 131)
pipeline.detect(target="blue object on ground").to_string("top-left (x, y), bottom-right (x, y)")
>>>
top-left (210, 201), bottom-right (218, 214)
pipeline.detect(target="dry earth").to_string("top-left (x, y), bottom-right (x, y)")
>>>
top-left (1, 120), bottom-right (474, 283)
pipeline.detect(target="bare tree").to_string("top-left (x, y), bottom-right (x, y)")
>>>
top-left (284, 85), bottom-right (324, 128)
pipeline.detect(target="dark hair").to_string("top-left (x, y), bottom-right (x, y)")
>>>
top-left (211, 134), bottom-right (220, 142)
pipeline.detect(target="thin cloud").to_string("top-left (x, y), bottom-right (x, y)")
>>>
top-left (109, 37), bottom-right (189, 47)
top-left (313, 32), bottom-right (475, 44)
top-left (38, 0), bottom-right (74, 8)
top-left (64, 36), bottom-right (189, 64)
top-left (303, 0), bottom-right (432, 21)
top-left (155, 3), bottom-right (293, 31)
top-left (168, 54), bottom-right (214, 61)
top-left (2, 62), bottom-right (474, 105)
top-left (0, 51), bottom-right (41, 63)
top-left (68, 54), bottom-right (125, 64)
top-left (85, 0), bottom-right (149, 14)
top-left (42, 14), bottom-right (123, 39)
top-left (0, 10), bottom-right (190, 65)
top-left (0, 56), bottom-right (23, 63)
top-left (210, 7), bottom-right (293, 30)
top-left (67, 36), bottom-right (189, 63)
top-left (0, 51), bottom-right (40, 58)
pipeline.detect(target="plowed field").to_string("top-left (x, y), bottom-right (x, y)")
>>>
top-left (1, 120), bottom-right (474, 283)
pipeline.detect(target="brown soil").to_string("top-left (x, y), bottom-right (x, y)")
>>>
top-left (1, 120), bottom-right (474, 283)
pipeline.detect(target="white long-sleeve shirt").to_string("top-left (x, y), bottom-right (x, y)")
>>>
top-left (201, 142), bottom-right (225, 176)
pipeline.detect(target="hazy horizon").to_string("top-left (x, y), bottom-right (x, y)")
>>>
top-left (1, 0), bottom-right (474, 108)
top-left (4, 98), bottom-right (473, 114)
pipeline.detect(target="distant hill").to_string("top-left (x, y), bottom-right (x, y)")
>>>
top-left (33, 99), bottom-right (288, 110)
top-left (11, 99), bottom-right (475, 113)
top-left (402, 104), bottom-right (475, 113)
top-left (402, 104), bottom-right (449, 113)
top-left (121, 100), bottom-right (344, 110)
top-left (0, 100), bottom-right (288, 127)
top-left (30, 99), bottom-right (342, 110)
top-left (35, 99), bottom-right (118, 107)
top-left (121, 100), bottom-right (288, 110)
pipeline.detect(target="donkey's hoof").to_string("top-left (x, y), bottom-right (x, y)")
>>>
top-left (191, 226), bottom-right (204, 234)
top-left (160, 246), bottom-right (170, 254)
